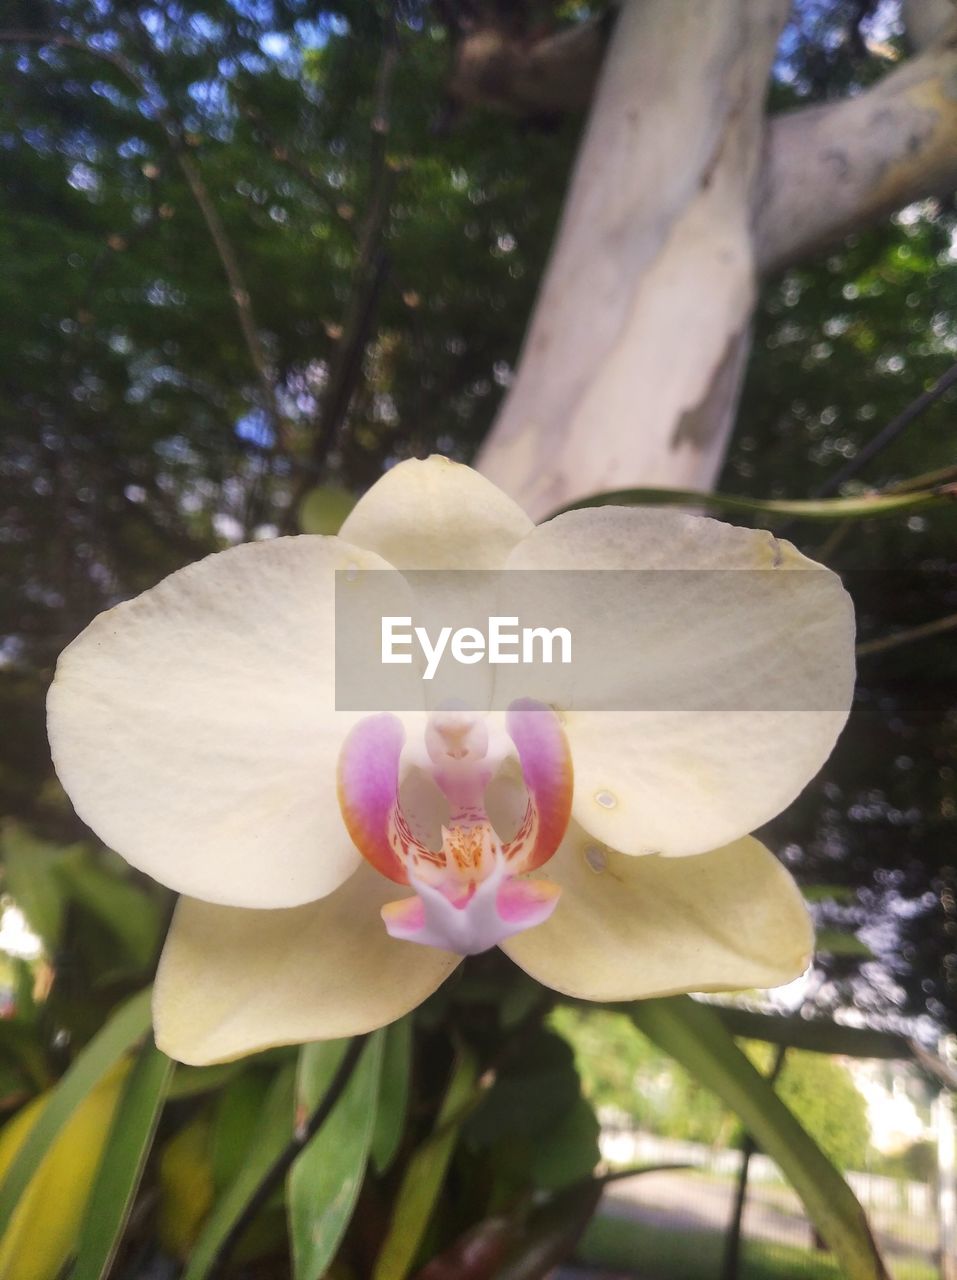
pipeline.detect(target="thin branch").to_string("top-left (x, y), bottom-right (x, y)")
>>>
top-left (282, 5), bottom-right (401, 528)
top-left (813, 356), bottom-right (957, 497)
top-left (856, 611), bottom-right (957, 657)
top-left (208, 1035), bottom-right (370, 1277)
top-left (720, 1045), bottom-right (787, 1280)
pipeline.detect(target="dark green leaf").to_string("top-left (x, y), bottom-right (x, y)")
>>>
top-left (183, 1064), bottom-right (296, 1280)
top-left (289, 1031), bottom-right (384, 1280)
top-left (72, 1040), bottom-right (173, 1280)
top-left (464, 1030), bottom-right (579, 1146)
top-left (210, 1069), bottom-right (273, 1191)
top-left (371, 1017), bottom-right (412, 1175)
top-left (0, 987), bottom-right (152, 1241)
top-left (167, 1062), bottom-right (243, 1101)
top-left (373, 1045), bottom-right (480, 1280)
top-left (529, 1096), bottom-right (600, 1190)
top-left (631, 996), bottom-right (889, 1280)
top-left (58, 853), bottom-right (162, 971)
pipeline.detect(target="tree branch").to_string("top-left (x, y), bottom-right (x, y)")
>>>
top-left (902, 0), bottom-right (957, 51)
top-left (756, 21), bottom-right (957, 274)
top-left (446, 16), bottom-right (608, 117)
top-left (856, 612), bottom-right (957, 657)
top-left (282, 6), bottom-right (400, 528)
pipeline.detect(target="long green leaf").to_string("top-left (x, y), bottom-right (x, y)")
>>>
top-left (371, 1017), bottom-right (412, 1175)
top-left (815, 927), bottom-right (874, 958)
top-left (0, 987), bottom-right (152, 1239)
top-left (182, 1065), bottom-right (295, 1280)
top-left (707, 1003), bottom-right (957, 1089)
top-left (710, 1004), bottom-right (911, 1059)
top-left (551, 482), bottom-right (955, 522)
top-left (373, 1046), bottom-right (480, 1280)
top-left (289, 1032), bottom-right (384, 1280)
top-left (631, 996), bottom-right (889, 1280)
top-left (73, 1041), bottom-right (173, 1280)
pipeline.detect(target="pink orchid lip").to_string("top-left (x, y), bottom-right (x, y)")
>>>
top-left (336, 699), bottom-right (573, 955)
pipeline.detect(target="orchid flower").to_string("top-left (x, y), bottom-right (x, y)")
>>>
top-left (47, 457), bottom-right (854, 1065)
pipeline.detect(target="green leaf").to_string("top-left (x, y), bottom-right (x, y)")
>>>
top-left (464, 1030), bottom-right (579, 1146)
top-left (0, 1020), bottom-right (52, 1093)
top-left (289, 1032), bottom-right (384, 1280)
top-left (550, 482), bottom-right (955, 522)
top-left (0, 821), bottom-right (73, 950)
top-left (816, 926), bottom-right (874, 958)
top-left (708, 1004), bottom-right (918, 1060)
top-left (0, 987), bottom-right (152, 1240)
top-left (801, 883), bottom-right (858, 904)
top-left (183, 1065), bottom-right (295, 1280)
top-left (631, 996), bottom-right (889, 1280)
top-left (210, 1069), bottom-right (273, 1190)
top-left (374, 1045), bottom-right (480, 1280)
top-left (529, 1096), bottom-right (601, 1191)
top-left (167, 1062), bottom-right (243, 1101)
top-left (58, 852), bottom-right (163, 971)
top-left (72, 1040), bottom-right (173, 1280)
top-left (371, 1017), bottom-right (412, 1175)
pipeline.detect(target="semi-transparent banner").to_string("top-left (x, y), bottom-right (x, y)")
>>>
top-left (333, 568), bottom-right (852, 711)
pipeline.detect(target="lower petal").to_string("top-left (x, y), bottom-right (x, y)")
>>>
top-left (381, 864), bottom-right (561, 956)
top-left (153, 864), bottom-right (461, 1064)
top-left (501, 828), bottom-right (812, 1001)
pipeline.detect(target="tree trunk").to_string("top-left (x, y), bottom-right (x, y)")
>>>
top-left (476, 0), bottom-right (789, 519)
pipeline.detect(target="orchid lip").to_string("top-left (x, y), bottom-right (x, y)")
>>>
top-left (336, 699), bottom-right (573, 955)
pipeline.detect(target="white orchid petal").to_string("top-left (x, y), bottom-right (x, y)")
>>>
top-left (502, 829), bottom-right (812, 1000)
top-left (340, 455), bottom-right (533, 569)
top-left (48, 536), bottom-right (416, 908)
top-left (153, 864), bottom-right (461, 1064)
top-left (506, 507), bottom-right (855, 856)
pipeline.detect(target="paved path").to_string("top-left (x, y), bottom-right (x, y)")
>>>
top-left (601, 1168), bottom-right (937, 1267)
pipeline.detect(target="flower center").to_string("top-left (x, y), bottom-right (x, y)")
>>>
top-left (337, 700), bottom-right (573, 955)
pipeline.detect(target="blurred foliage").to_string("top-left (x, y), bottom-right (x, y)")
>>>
top-left (552, 1007), bottom-right (871, 1173)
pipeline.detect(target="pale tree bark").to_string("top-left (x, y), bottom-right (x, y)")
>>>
top-left (476, 0), bottom-right (790, 519)
top-left (475, 0), bottom-right (957, 519)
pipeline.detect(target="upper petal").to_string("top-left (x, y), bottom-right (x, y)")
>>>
top-left (47, 536), bottom-right (410, 908)
top-left (153, 863), bottom-right (461, 1064)
top-left (501, 828), bottom-right (812, 1001)
top-left (505, 507), bottom-right (855, 856)
top-left (340, 455), bottom-right (533, 569)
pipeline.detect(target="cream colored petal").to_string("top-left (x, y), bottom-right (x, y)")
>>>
top-left (502, 828), bottom-right (812, 1001)
top-left (153, 863), bottom-right (461, 1065)
top-left (48, 536), bottom-right (415, 908)
top-left (340, 455), bottom-right (533, 569)
top-left (505, 507), bottom-right (855, 855)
